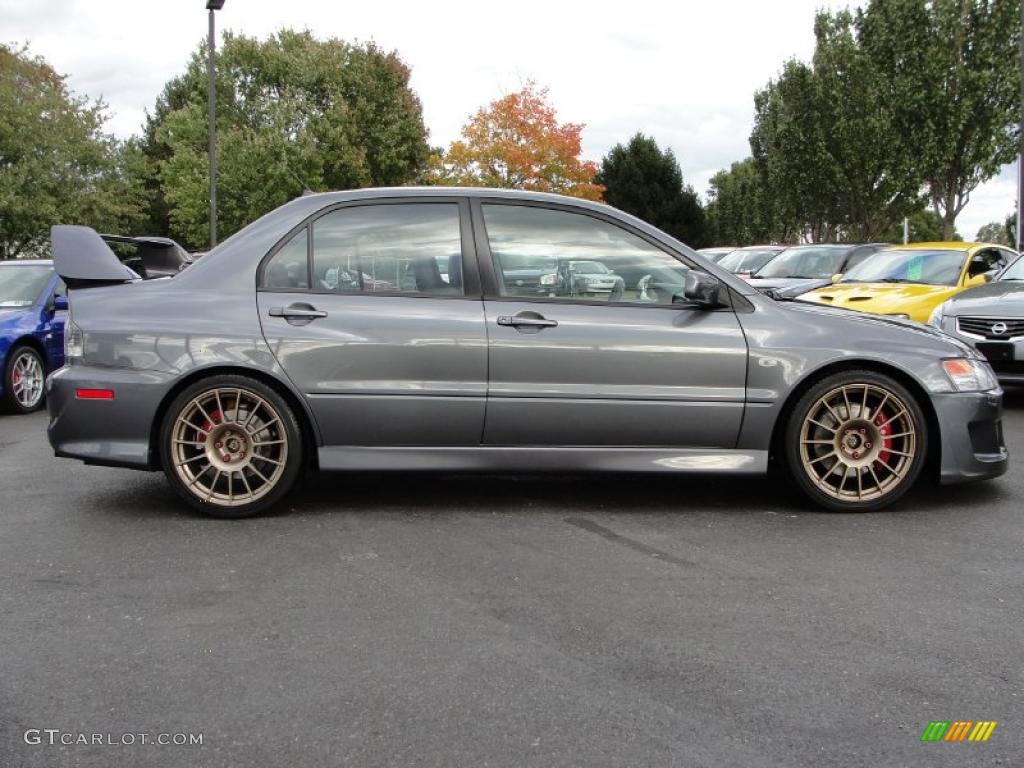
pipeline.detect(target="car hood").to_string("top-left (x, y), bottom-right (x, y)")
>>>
top-left (785, 297), bottom-right (977, 355)
top-left (800, 282), bottom-right (959, 319)
top-left (747, 276), bottom-right (833, 298)
top-left (942, 281), bottom-right (1024, 315)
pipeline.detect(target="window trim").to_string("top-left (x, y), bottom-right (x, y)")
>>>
top-left (256, 197), bottom-right (481, 299)
top-left (470, 197), bottom-right (733, 311)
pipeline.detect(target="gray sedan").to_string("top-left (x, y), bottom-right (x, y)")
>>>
top-left (928, 252), bottom-right (1024, 385)
top-left (46, 188), bottom-right (1006, 518)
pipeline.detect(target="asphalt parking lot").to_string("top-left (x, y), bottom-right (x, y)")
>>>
top-left (1, 394), bottom-right (1023, 768)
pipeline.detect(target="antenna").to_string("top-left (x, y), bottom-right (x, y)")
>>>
top-left (281, 159), bottom-right (315, 196)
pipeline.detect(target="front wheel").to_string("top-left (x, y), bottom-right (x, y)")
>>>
top-left (3, 345), bottom-right (46, 414)
top-left (784, 371), bottom-right (928, 512)
top-left (159, 375), bottom-right (303, 518)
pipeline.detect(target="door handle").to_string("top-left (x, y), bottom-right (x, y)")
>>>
top-left (497, 313), bottom-right (558, 329)
top-left (269, 304), bottom-right (328, 319)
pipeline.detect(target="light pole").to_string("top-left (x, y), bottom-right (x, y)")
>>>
top-left (207, 0), bottom-right (225, 249)
top-left (1018, 0), bottom-right (1023, 251)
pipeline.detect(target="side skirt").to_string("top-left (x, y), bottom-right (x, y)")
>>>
top-left (318, 446), bottom-right (768, 474)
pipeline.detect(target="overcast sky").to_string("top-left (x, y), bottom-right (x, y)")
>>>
top-left (2, 0), bottom-right (1017, 240)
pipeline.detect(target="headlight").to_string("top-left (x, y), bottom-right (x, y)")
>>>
top-left (942, 358), bottom-right (998, 392)
top-left (927, 301), bottom-right (950, 328)
top-left (539, 274), bottom-right (556, 286)
top-left (886, 313), bottom-right (910, 320)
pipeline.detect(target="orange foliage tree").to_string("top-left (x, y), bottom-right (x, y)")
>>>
top-left (426, 82), bottom-right (604, 201)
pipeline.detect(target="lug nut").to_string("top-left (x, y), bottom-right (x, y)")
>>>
top-left (214, 441), bottom-right (222, 449)
top-left (865, 442), bottom-right (872, 449)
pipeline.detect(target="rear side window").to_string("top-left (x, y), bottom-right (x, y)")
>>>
top-left (262, 228), bottom-right (310, 290)
top-left (311, 204), bottom-right (463, 296)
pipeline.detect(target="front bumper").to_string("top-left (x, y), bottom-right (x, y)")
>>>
top-left (46, 364), bottom-right (175, 470)
top-left (932, 389), bottom-right (1008, 484)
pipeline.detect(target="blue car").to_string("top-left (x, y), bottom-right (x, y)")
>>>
top-left (0, 260), bottom-right (67, 413)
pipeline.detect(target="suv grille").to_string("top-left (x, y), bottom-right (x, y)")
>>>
top-left (957, 317), bottom-right (1024, 339)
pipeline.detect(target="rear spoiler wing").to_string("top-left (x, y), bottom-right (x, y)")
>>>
top-left (51, 225), bottom-right (140, 288)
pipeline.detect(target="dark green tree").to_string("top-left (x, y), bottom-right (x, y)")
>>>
top-left (140, 29), bottom-right (430, 248)
top-left (595, 134), bottom-right (706, 247)
top-left (881, 207), bottom-right (957, 243)
top-left (859, 0), bottom-right (1021, 239)
top-left (751, 11), bottom-right (924, 243)
top-left (0, 44), bottom-right (147, 258)
top-left (704, 158), bottom-right (779, 246)
top-left (976, 218), bottom-right (1013, 245)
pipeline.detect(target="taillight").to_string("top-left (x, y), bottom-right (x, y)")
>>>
top-left (65, 308), bottom-right (83, 361)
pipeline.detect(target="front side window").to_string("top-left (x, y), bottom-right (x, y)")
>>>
top-left (312, 204), bottom-right (463, 296)
top-left (482, 204), bottom-right (691, 305)
top-left (968, 248), bottom-right (1011, 278)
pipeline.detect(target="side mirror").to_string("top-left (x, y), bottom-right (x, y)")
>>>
top-left (52, 295), bottom-right (69, 311)
top-left (831, 273), bottom-right (842, 284)
top-left (676, 270), bottom-right (722, 307)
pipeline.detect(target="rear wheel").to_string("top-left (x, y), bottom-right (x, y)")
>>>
top-left (160, 375), bottom-right (303, 518)
top-left (785, 371), bottom-right (927, 512)
top-left (3, 345), bottom-right (45, 414)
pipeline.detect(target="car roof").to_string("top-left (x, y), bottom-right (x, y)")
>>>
top-left (298, 185), bottom-right (616, 211)
top-left (881, 241), bottom-right (977, 251)
top-left (734, 245), bottom-right (788, 251)
top-left (0, 259), bottom-right (52, 266)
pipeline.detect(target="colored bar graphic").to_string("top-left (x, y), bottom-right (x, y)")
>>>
top-left (921, 722), bottom-right (949, 742)
top-left (944, 721), bottom-right (973, 741)
top-left (968, 722), bottom-right (997, 742)
top-left (920, 720), bottom-right (997, 742)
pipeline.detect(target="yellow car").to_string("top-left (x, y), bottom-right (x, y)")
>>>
top-left (800, 242), bottom-right (1018, 323)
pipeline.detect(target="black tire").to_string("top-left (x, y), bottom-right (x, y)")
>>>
top-left (159, 375), bottom-right (303, 518)
top-left (2, 344), bottom-right (46, 414)
top-left (784, 370), bottom-right (928, 512)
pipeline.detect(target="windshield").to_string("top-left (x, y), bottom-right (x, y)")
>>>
top-left (0, 266), bottom-right (52, 308)
top-left (718, 249), bottom-right (781, 274)
top-left (753, 246), bottom-right (846, 279)
top-left (999, 255), bottom-right (1024, 281)
top-left (840, 248), bottom-right (966, 286)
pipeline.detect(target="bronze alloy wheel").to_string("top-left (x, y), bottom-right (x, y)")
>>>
top-left (161, 376), bottom-right (302, 517)
top-left (786, 371), bottom-right (926, 511)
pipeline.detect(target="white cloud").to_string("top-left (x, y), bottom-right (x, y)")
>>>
top-left (1, 0), bottom-right (1016, 240)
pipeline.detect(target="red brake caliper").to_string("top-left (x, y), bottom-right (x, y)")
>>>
top-left (11, 370), bottom-right (19, 387)
top-left (199, 410), bottom-right (222, 439)
top-left (202, 410), bottom-right (236, 463)
top-left (873, 408), bottom-right (892, 466)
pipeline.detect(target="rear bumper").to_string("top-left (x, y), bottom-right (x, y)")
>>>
top-left (932, 389), bottom-right (1008, 484)
top-left (46, 365), bottom-right (174, 470)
